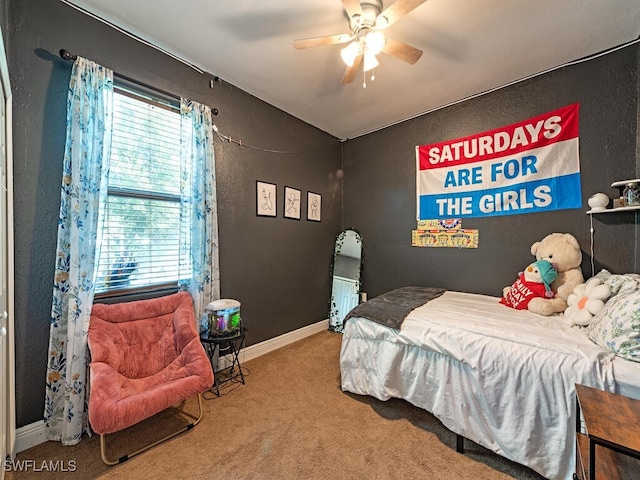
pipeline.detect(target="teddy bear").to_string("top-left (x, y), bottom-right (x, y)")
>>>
top-left (500, 259), bottom-right (558, 310)
top-left (507, 233), bottom-right (584, 316)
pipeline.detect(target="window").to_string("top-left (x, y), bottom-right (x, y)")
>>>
top-left (95, 81), bottom-right (188, 296)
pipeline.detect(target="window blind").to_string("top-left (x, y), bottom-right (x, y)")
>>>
top-left (95, 85), bottom-right (186, 295)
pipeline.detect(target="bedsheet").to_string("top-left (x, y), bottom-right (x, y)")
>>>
top-left (340, 291), bottom-right (621, 480)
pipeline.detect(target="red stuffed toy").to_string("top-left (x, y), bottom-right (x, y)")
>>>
top-left (500, 260), bottom-right (557, 310)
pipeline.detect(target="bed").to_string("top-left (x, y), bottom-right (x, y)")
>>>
top-left (339, 281), bottom-right (640, 480)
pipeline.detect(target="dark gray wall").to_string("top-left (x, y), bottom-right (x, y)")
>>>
top-left (343, 45), bottom-right (640, 298)
top-left (9, 0), bottom-right (342, 428)
top-left (0, 0), bottom-right (7, 56)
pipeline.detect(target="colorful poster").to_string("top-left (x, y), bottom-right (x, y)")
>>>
top-left (416, 104), bottom-right (581, 219)
top-left (416, 218), bottom-right (462, 230)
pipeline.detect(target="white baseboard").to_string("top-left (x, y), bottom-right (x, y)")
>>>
top-left (14, 420), bottom-right (46, 455)
top-left (218, 318), bottom-right (328, 368)
top-left (14, 319), bottom-right (329, 454)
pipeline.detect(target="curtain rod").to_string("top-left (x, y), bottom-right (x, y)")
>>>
top-left (59, 49), bottom-right (218, 116)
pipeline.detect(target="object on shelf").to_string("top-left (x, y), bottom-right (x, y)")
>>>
top-left (622, 182), bottom-right (640, 206)
top-left (587, 193), bottom-right (609, 211)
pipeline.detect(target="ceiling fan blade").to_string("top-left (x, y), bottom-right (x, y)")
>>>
top-left (293, 33), bottom-right (353, 49)
top-left (342, 0), bottom-right (363, 19)
top-left (381, 36), bottom-right (423, 64)
top-left (342, 54), bottom-right (363, 83)
top-left (377, 0), bottom-right (428, 28)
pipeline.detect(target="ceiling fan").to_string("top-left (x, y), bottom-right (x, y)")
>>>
top-left (293, 0), bottom-right (427, 86)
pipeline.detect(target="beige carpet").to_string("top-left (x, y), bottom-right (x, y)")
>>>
top-left (7, 331), bottom-right (546, 479)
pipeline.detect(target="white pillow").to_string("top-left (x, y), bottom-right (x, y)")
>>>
top-left (594, 269), bottom-right (640, 297)
top-left (586, 289), bottom-right (640, 363)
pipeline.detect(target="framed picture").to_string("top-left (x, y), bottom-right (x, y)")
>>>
top-left (283, 186), bottom-right (301, 220)
top-left (307, 191), bottom-right (322, 222)
top-left (256, 181), bottom-right (276, 217)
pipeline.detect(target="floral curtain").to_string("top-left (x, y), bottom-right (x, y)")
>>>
top-left (44, 57), bottom-right (113, 445)
top-left (179, 98), bottom-right (220, 322)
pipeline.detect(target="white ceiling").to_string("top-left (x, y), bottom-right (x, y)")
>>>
top-left (64, 0), bottom-right (640, 140)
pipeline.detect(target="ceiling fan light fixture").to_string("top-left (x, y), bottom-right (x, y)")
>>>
top-left (375, 15), bottom-right (389, 29)
top-left (341, 41), bottom-right (360, 67)
top-left (363, 50), bottom-right (379, 72)
top-left (364, 30), bottom-right (385, 55)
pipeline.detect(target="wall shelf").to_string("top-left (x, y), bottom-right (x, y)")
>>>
top-left (611, 178), bottom-right (640, 188)
top-left (587, 205), bottom-right (640, 214)
top-left (586, 179), bottom-right (640, 214)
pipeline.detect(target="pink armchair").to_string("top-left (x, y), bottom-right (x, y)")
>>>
top-left (88, 291), bottom-right (214, 465)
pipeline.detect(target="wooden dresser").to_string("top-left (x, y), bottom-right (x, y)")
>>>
top-left (574, 384), bottom-right (640, 479)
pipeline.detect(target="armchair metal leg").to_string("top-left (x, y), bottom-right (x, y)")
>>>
top-left (99, 393), bottom-right (204, 466)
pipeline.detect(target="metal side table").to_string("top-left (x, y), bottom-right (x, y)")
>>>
top-left (200, 327), bottom-right (246, 396)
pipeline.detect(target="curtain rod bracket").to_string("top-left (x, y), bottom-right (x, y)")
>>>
top-left (59, 49), bottom-right (77, 61)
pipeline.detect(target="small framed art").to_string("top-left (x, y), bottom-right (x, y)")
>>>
top-left (256, 181), bottom-right (276, 217)
top-left (307, 191), bottom-right (321, 222)
top-left (284, 186), bottom-right (301, 220)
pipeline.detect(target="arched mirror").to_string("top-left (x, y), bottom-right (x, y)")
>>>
top-left (329, 229), bottom-right (363, 333)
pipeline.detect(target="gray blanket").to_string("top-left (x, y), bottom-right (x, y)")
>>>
top-left (343, 286), bottom-right (446, 330)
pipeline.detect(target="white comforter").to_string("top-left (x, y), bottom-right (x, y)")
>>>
top-left (340, 291), bottom-right (617, 480)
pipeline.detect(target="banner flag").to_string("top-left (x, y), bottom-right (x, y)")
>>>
top-left (416, 104), bottom-right (581, 219)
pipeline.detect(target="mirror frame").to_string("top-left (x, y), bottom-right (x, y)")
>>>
top-left (328, 228), bottom-right (363, 333)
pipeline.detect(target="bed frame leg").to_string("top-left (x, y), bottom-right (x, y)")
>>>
top-left (456, 433), bottom-right (464, 453)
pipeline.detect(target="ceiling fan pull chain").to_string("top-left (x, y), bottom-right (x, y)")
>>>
top-left (362, 69), bottom-right (367, 88)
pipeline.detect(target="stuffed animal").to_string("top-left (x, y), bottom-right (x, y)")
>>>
top-left (563, 277), bottom-right (612, 326)
top-left (525, 233), bottom-right (584, 316)
top-left (500, 260), bottom-right (558, 310)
